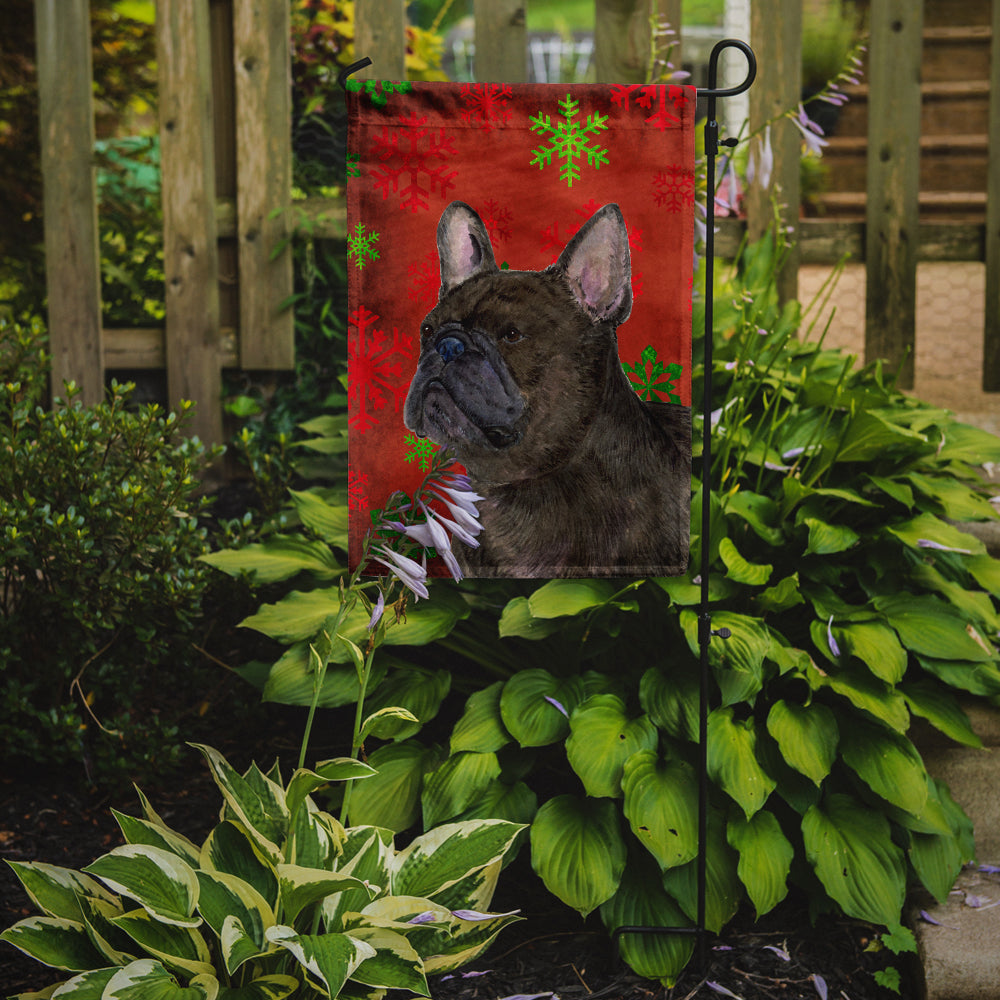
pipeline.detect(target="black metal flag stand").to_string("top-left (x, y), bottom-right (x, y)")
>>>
top-left (340, 38), bottom-right (758, 974)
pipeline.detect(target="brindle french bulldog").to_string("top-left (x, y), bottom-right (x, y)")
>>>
top-left (403, 200), bottom-right (690, 577)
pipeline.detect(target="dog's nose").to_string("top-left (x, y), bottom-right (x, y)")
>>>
top-left (436, 336), bottom-right (465, 363)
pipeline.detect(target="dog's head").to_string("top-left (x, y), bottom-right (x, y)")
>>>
top-left (403, 201), bottom-right (633, 482)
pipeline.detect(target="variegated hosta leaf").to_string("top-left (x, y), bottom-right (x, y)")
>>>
top-left (599, 853), bottom-right (694, 987)
top-left (565, 695), bottom-right (658, 799)
top-left (0, 916), bottom-right (107, 971)
top-left (45, 966), bottom-right (118, 997)
top-left (190, 745), bottom-right (288, 863)
top-left (621, 751), bottom-right (699, 871)
top-left (322, 829), bottom-right (393, 931)
top-left (420, 860), bottom-right (501, 917)
top-left (195, 871), bottom-right (274, 974)
top-left (420, 751), bottom-right (502, 829)
top-left (288, 801), bottom-right (343, 870)
top-left (77, 894), bottom-right (136, 966)
top-left (765, 700), bottom-right (838, 786)
top-left (450, 681), bottom-right (511, 754)
top-left (344, 926), bottom-right (429, 995)
top-left (4, 861), bottom-right (118, 922)
top-left (276, 864), bottom-right (375, 925)
top-left (200, 822), bottom-right (278, 910)
top-left (802, 793), bottom-right (906, 926)
top-left (110, 908), bottom-right (214, 979)
top-left (112, 810), bottom-right (202, 868)
top-left (265, 925), bottom-right (375, 998)
top-left (727, 810), bottom-right (793, 917)
top-left (285, 760), bottom-right (375, 824)
top-left (421, 906), bottom-right (523, 975)
top-left (214, 974), bottom-right (299, 1000)
top-left (83, 845), bottom-right (200, 928)
top-left (706, 707), bottom-right (776, 818)
top-left (102, 958), bottom-right (218, 999)
top-left (391, 820), bottom-right (524, 901)
top-left (529, 795), bottom-right (626, 917)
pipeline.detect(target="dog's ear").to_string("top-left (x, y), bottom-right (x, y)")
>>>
top-left (557, 203), bottom-right (632, 325)
top-left (437, 202), bottom-right (498, 297)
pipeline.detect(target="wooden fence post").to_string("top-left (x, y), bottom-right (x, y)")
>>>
top-left (34, 0), bottom-right (104, 405)
top-left (746, 0), bottom-right (801, 305)
top-left (594, 0), bottom-right (651, 83)
top-left (233, 0), bottom-right (294, 370)
top-left (864, 0), bottom-right (923, 390)
top-left (157, 0), bottom-right (223, 445)
top-left (983, 0), bottom-right (1000, 390)
top-left (474, 0), bottom-right (527, 82)
top-left (354, 0), bottom-right (406, 79)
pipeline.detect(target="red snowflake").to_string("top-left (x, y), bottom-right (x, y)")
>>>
top-left (369, 112), bottom-right (459, 212)
top-left (652, 166), bottom-right (695, 212)
top-left (478, 198), bottom-right (513, 244)
top-left (348, 469), bottom-right (370, 513)
top-left (611, 83), bottom-right (689, 130)
top-left (348, 305), bottom-right (416, 432)
top-left (408, 251), bottom-right (439, 311)
top-left (460, 83), bottom-right (513, 129)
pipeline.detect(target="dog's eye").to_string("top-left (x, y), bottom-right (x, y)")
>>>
top-left (501, 327), bottom-right (523, 345)
top-left (420, 323), bottom-right (434, 338)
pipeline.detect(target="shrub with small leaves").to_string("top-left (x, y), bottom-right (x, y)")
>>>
top-left (0, 317), bottom-right (221, 783)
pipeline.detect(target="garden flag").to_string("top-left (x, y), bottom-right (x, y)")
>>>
top-left (346, 80), bottom-right (694, 579)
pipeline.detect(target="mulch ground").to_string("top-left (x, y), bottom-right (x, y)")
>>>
top-left (1, 741), bottom-right (913, 1000)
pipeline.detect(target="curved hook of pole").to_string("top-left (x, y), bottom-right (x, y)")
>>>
top-left (337, 57), bottom-right (373, 92)
top-left (698, 38), bottom-right (757, 99)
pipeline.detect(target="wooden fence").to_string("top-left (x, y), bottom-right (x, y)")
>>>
top-left (33, 0), bottom-right (1000, 445)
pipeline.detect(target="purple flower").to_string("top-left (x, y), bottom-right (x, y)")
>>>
top-left (706, 983), bottom-right (742, 999)
top-left (812, 974), bottom-right (828, 1000)
top-left (371, 545), bottom-right (429, 600)
top-left (367, 590), bottom-right (385, 631)
top-left (791, 104), bottom-right (828, 156)
top-left (747, 125), bottom-right (774, 191)
top-left (763, 944), bottom-right (790, 961)
top-left (407, 911), bottom-right (438, 925)
top-left (917, 538), bottom-right (973, 554)
top-left (826, 615), bottom-right (841, 658)
top-left (544, 695), bottom-right (569, 718)
top-left (451, 908), bottom-right (521, 921)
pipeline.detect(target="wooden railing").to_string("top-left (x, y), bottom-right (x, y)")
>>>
top-left (32, 0), bottom-right (1000, 445)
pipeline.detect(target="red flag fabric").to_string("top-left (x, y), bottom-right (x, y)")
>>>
top-left (347, 80), bottom-right (694, 578)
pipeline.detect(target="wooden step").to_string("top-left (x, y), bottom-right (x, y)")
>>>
top-left (813, 190), bottom-right (987, 222)
top-left (921, 0), bottom-right (992, 28)
top-left (831, 80), bottom-right (991, 137)
top-left (922, 25), bottom-right (993, 83)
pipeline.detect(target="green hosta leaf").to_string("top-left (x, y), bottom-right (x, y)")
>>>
top-left (886, 512), bottom-right (985, 556)
top-left (421, 751), bottom-right (502, 828)
top-left (901, 680), bottom-right (982, 748)
top-left (727, 811), bottom-right (793, 918)
top-left (724, 490), bottom-right (784, 545)
top-left (707, 707), bottom-right (776, 818)
top-left (916, 655), bottom-right (1000, 697)
top-left (497, 596), bottom-right (563, 639)
top-left (199, 822), bottom-right (278, 910)
top-left (835, 410), bottom-right (927, 463)
top-left (4, 862), bottom-right (118, 922)
top-left (565, 695), bottom-right (658, 798)
top-left (765, 700), bottom-right (838, 786)
top-left (530, 795), bottom-right (626, 917)
top-left (112, 812), bottom-right (201, 868)
top-left (755, 573), bottom-right (804, 614)
top-left (499, 670), bottom-right (584, 747)
top-left (0, 916), bottom-right (107, 971)
top-left (450, 682), bottom-right (511, 754)
top-left (621, 751), bottom-right (698, 870)
top-left (802, 793), bottom-right (906, 926)
top-left (83, 846), bottom-right (200, 928)
top-left (260, 643), bottom-right (387, 709)
top-left (346, 926), bottom-right (428, 994)
top-left (453, 779), bottom-right (538, 827)
top-left (195, 871), bottom-right (273, 974)
top-left (910, 562), bottom-right (1000, 633)
top-left (111, 908), bottom-right (214, 977)
top-left (265, 926), bottom-right (375, 997)
top-left (653, 573), bottom-right (738, 606)
top-left (190, 746), bottom-right (287, 862)
top-left (285, 759), bottom-right (375, 823)
top-left (639, 663), bottom-right (699, 742)
top-left (874, 594), bottom-right (995, 662)
top-left (803, 517), bottom-right (859, 556)
top-left (967, 553), bottom-right (1000, 597)
top-left (661, 810), bottom-right (741, 933)
top-left (909, 827), bottom-right (965, 905)
top-left (362, 667), bottom-right (451, 740)
top-left (839, 718), bottom-right (928, 816)
top-left (277, 865), bottom-right (374, 925)
top-left (906, 472), bottom-right (998, 521)
top-left (347, 740), bottom-right (442, 832)
top-left (808, 660), bottom-right (910, 732)
top-left (599, 853), bottom-right (694, 987)
top-left (216, 976), bottom-right (299, 1000)
top-left (200, 535), bottom-right (342, 584)
top-left (393, 820), bottom-right (524, 900)
top-left (866, 474), bottom-right (914, 509)
top-left (719, 537), bottom-right (772, 586)
top-left (526, 578), bottom-right (619, 617)
top-left (288, 488), bottom-right (349, 544)
top-left (359, 706), bottom-right (422, 742)
top-left (935, 421), bottom-right (1000, 464)
top-left (834, 621), bottom-right (907, 684)
top-left (681, 610), bottom-right (770, 706)
top-left (103, 959), bottom-right (218, 1000)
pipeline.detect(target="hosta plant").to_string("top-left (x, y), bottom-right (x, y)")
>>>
top-left (1, 744), bottom-right (523, 999)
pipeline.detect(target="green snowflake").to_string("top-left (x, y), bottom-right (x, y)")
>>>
top-left (622, 344), bottom-right (683, 403)
top-left (529, 93), bottom-right (609, 188)
top-left (404, 432), bottom-right (439, 470)
top-left (345, 78), bottom-right (413, 108)
top-left (348, 222), bottom-right (380, 269)
top-left (346, 152), bottom-right (360, 178)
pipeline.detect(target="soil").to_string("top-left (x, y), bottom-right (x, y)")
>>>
top-left (0, 743), bottom-right (913, 1000)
